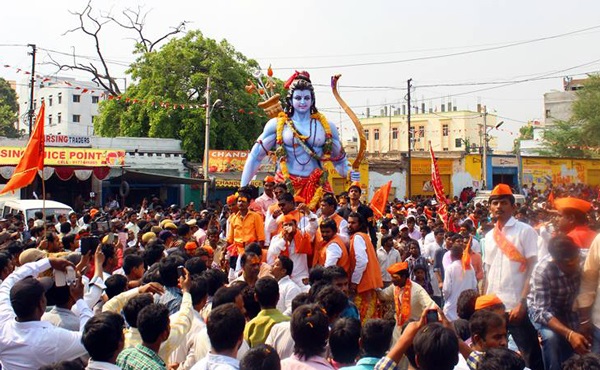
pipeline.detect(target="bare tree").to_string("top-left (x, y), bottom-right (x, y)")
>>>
top-left (48, 1), bottom-right (187, 96)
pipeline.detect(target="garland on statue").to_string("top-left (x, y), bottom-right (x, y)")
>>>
top-left (275, 112), bottom-right (333, 207)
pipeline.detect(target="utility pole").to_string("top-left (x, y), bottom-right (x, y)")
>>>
top-left (27, 44), bottom-right (37, 136)
top-left (407, 78), bottom-right (412, 199)
top-left (482, 106), bottom-right (488, 190)
top-left (203, 77), bottom-right (211, 205)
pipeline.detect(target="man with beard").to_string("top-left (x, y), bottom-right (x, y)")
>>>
top-left (338, 182), bottom-right (377, 247)
top-left (348, 212), bottom-right (383, 323)
top-left (483, 184), bottom-right (543, 370)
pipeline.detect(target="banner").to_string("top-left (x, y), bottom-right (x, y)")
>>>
top-left (208, 150), bottom-right (274, 173)
top-left (0, 147), bottom-right (125, 167)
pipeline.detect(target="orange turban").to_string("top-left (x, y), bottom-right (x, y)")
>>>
top-left (201, 245), bottom-right (214, 255)
top-left (490, 184), bottom-right (513, 196)
top-left (294, 195), bottom-right (305, 204)
top-left (226, 194), bottom-right (237, 205)
top-left (387, 262), bottom-right (409, 276)
top-left (185, 241), bottom-right (198, 251)
top-left (554, 197), bottom-right (592, 214)
top-left (264, 176), bottom-right (275, 183)
top-left (475, 294), bottom-right (504, 310)
top-left (348, 181), bottom-right (361, 191)
top-left (282, 213), bottom-right (298, 224)
top-left (89, 209), bottom-right (99, 218)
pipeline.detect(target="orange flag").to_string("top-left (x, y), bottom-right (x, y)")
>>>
top-left (0, 102), bottom-right (45, 195)
top-left (548, 189), bottom-right (555, 207)
top-left (370, 180), bottom-right (392, 220)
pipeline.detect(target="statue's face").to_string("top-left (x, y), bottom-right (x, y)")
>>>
top-left (292, 89), bottom-right (312, 114)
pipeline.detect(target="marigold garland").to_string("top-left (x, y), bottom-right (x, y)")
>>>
top-left (274, 112), bottom-right (334, 205)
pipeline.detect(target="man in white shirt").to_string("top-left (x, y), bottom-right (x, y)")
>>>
top-left (406, 216), bottom-right (421, 241)
top-left (442, 246), bottom-right (477, 321)
top-left (0, 257), bottom-right (92, 370)
top-left (268, 212), bottom-right (317, 287)
top-left (377, 235), bottom-right (401, 287)
top-left (483, 184), bottom-right (543, 370)
top-left (253, 176), bottom-right (277, 217)
top-left (191, 303), bottom-right (246, 370)
top-left (271, 255), bottom-right (301, 316)
top-left (170, 275), bottom-right (209, 369)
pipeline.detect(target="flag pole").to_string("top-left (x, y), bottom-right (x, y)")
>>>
top-left (42, 171), bottom-right (46, 235)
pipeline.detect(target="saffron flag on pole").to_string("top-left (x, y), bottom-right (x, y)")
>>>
top-left (370, 180), bottom-right (392, 220)
top-left (429, 141), bottom-right (448, 228)
top-left (0, 102), bottom-right (45, 195)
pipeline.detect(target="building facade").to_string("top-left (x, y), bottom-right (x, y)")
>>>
top-left (17, 78), bottom-right (106, 136)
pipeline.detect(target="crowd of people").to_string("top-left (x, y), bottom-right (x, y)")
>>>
top-left (1, 178), bottom-right (600, 370)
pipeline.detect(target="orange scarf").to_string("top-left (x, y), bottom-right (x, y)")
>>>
top-left (393, 280), bottom-right (412, 327)
top-left (282, 231), bottom-right (312, 256)
top-left (493, 223), bottom-right (527, 272)
top-left (461, 236), bottom-right (473, 272)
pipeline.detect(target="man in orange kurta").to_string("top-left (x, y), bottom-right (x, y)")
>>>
top-left (312, 195), bottom-right (349, 266)
top-left (555, 197), bottom-right (597, 249)
top-left (227, 192), bottom-right (265, 274)
top-left (315, 218), bottom-right (351, 275)
top-left (348, 212), bottom-right (383, 323)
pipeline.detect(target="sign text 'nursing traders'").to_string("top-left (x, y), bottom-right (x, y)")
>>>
top-left (0, 147), bottom-right (125, 167)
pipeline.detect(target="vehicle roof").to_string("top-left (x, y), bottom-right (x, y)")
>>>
top-left (3, 200), bottom-right (73, 209)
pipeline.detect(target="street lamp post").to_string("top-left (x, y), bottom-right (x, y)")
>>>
top-left (481, 112), bottom-right (504, 190)
top-left (203, 76), bottom-right (222, 205)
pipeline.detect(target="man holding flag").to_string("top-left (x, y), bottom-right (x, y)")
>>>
top-left (0, 102), bottom-right (45, 196)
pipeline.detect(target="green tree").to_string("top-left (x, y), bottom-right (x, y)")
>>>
top-left (95, 30), bottom-right (274, 161)
top-left (539, 120), bottom-right (587, 157)
top-left (518, 123), bottom-right (533, 140)
top-left (0, 78), bottom-right (22, 138)
top-left (540, 74), bottom-right (600, 157)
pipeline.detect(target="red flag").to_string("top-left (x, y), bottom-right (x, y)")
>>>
top-left (370, 180), bottom-right (392, 220)
top-left (0, 103), bottom-right (45, 195)
top-left (429, 141), bottom-right (448, 228)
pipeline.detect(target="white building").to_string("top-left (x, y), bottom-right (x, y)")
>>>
top-left (18, 78), bottom-right (107, 136)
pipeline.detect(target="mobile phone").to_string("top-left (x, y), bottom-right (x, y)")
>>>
top-left (66, 267), bottom-right (77, 286)
top-left (106, 232), bottom-right (115, 245)
top-left (177, 266), bottom-right (185, 278)
top-left (80, 236), bottom-right (100, 255)
top-left (54, 270), bottom-right (67, 287)
top-left (425, 309), bottom-right (439, 323)
top-left (118, 232), bottom-right (128, 246)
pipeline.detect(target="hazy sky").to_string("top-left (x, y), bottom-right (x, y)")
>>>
top-left (2, 0), bottom-right (599, 150)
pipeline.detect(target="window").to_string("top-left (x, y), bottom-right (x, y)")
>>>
top-left (57, 112), bottom-right (62, 123)
top-left (73, 95), bottom-right (81, 103)
top-left (392, 128), bottom-right (398, 139)
top-left (364, 129), bottom-right (369, 140)
top-left (443, 147), bottom-right (449, 151)
top-left (48, 114), bottom-right (52, 125)
top-left (374, 129), bottom-right (380, 141)
top-left (442, 124), bottom-right (449, 137)
top-left (545, 109), bottom-right (551, 118)
top-left (48, 95), bottom-right (53, 107)
top-left (418, 126), bottom-right (425, 138)
top-left (92, 96), bottom-right (99, 104)
top-left (73, 114), bottom-right (81, 123)
top-left (58, 93), bottom-right (62, 104)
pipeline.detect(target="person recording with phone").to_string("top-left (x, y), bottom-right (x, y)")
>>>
top-left (376, 261), bottom-right (437, 344)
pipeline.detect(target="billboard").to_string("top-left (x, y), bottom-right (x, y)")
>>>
top-left (208, 150), bottom-right (275, 173)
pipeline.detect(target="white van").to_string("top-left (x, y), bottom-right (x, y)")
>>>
top-left (471, 190), bottom-right (526, 206)
top-left (1, 199), bottom-right (73, 222)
